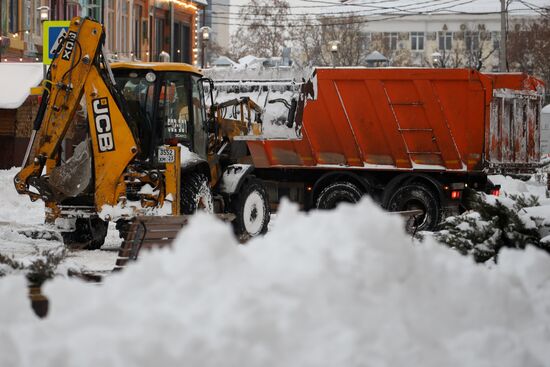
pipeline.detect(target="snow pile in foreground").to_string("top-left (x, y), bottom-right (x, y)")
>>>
top-left (2, 199), bottom-right (550, 367)
top-left (0, 167), bottom-right (45, 225)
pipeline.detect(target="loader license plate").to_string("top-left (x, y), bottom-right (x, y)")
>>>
top-left (158, 148), bottom-right (175, 163)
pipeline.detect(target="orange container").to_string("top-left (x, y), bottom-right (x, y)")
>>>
top-left (247, 68), bottom-right (543, 174)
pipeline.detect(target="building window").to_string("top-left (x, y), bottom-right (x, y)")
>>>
top-left (9, 0), bottom-right (19, 34)
top-left (105, 0), bottom-right (116, 53)
top-left (119, 1), bottom-right (129, 55)
top-left (438, 31), bottom-right (452, 50)
top-left (411, 32), bottom-right (424, 51)
top-left (385, 32), bottom-right (398, 50)
top-left (174, 22), bottom-right (190, 63)
top-left (23, 0), bottom-right (30, 33)
top-left (155, 18), bottom-right (165, 61)
top-left (133, 5), bottom-right (143, 58)
top-left (83, 0), bottom-right (102, 22)
top-left (66, 3), bottom-right (80, 19)
top-left (32, 0), bottom-right (41, 36)
top-left (465, 31), bottom-right (480, 51)
top-left (364, 32), bottom-right (372, 48)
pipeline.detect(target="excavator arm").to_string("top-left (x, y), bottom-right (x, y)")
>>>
top-left (14, 17), bottom-right (141, 211)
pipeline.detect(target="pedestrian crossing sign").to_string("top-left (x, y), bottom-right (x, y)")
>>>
top-left (42, 21), bottom-right (71, 65)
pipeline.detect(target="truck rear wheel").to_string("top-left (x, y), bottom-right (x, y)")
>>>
top-left (232, 179), bottom-right (270, 239)
top-left (61, 217), bottom-right (108, 250)
top-left (180, 172), bottom-right (213, 214)
top-left (387, 184), bottom-right (440, 232)
top-left (315, 181), bottom-right (363, 209)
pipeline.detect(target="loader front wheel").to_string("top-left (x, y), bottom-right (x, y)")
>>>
top-left (232, 179), bottom-right (270, 239)
top-left (61, 217), bottom-right (108, 250)
top-left (180, 172), bottom-right (213, 214)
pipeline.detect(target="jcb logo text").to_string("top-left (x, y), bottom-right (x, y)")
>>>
top-left (92, 98), bottom-right (115, 152)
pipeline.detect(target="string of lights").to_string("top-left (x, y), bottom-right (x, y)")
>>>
top-left (0, 29), bottom-right (40, 40)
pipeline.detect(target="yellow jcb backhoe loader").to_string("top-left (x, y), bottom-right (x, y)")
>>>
top-left (14, 17), bottom-right (272, 248)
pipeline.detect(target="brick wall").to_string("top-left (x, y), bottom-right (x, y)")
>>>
top-left (0, 96), bottom-right (39, 169)
top-left (15, 96), bottom-right (40, 138)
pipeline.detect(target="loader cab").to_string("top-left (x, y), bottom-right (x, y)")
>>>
top-left (111, 63), bottom-right (208, 160)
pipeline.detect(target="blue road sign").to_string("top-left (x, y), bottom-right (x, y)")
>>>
top-left (43, 21), bottom-right (71, 65)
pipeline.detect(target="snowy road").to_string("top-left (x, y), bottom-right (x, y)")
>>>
top-left (0, 167), bottom-right (120, 273)
top-left (0, 221), bottom-right (120, 273)
top-left (1, 167), bottom-right (550, 273)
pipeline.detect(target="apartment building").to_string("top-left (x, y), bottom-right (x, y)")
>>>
top-left (358, 0), bottom-right (545, 71)
top-left (0, 0), bottom-right (207, 64)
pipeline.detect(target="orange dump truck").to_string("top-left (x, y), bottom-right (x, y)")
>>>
top-left (241, 68), bottom-right (544, 230)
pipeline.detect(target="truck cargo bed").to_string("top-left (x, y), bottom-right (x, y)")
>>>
top-left (246, 68), bottom-right (543, 174)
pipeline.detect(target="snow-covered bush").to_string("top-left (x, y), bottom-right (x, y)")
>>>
top-left (0, 246), bottom-right (76, 287)
top-left (435, 190), bottom-right (550, 263)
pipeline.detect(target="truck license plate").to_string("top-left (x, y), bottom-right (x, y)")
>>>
top-left (158, 148), bottom-right (175, 163)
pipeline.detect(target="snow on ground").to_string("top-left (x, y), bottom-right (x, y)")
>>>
top-left (2, 168), bottom-right (550, 365)
top-left (0, 168), bottom-right (119, 273)
top-left (1, 199), bottom-right (550, 365)
top-left (0, 167), bottom-right (45, 225)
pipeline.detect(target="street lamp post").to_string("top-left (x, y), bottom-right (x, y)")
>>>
top-left (431, 52), bottom-right (442, 68)
top-left (199, 26), bottom-right (211, 68)
top-left (37, 6), bottom-right (50, 77)
top-left (329, 40), bottom-right (340, 68)
top-left (38, 6), bottom-right (50, 22)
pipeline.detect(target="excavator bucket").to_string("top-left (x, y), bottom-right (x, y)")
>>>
top-left (114, 214), bottom-right (235, 270)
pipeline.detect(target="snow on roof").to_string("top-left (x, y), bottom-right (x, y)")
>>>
top-left (212, 56), bottom-right (238, 67)
top-left (238, 55), bottom-right (265, 66)
top-left (365, 51), bottom-right (388, 61)
top-left (543, 104), bottom-right (550, 114)
top-left (0, 63), bottom-right (43, 109)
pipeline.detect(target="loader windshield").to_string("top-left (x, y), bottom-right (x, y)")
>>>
top-left (158, 72), bottom-right (207, 157)
top-left (113, 68), bottom-right (207, 158)
top-left (113, 70), bottom-right (155, 157)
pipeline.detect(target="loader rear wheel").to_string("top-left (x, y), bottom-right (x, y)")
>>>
top-left (387, 184), bottom-right (440, 232)
top-left (180, 172), bottom-right (213, 214)
top-left (232, 179), bottom-right (270, 239)
top-left (315, 181), bottom-right (363, 210)
top-left (61, 217), bottom-right (108, 250)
